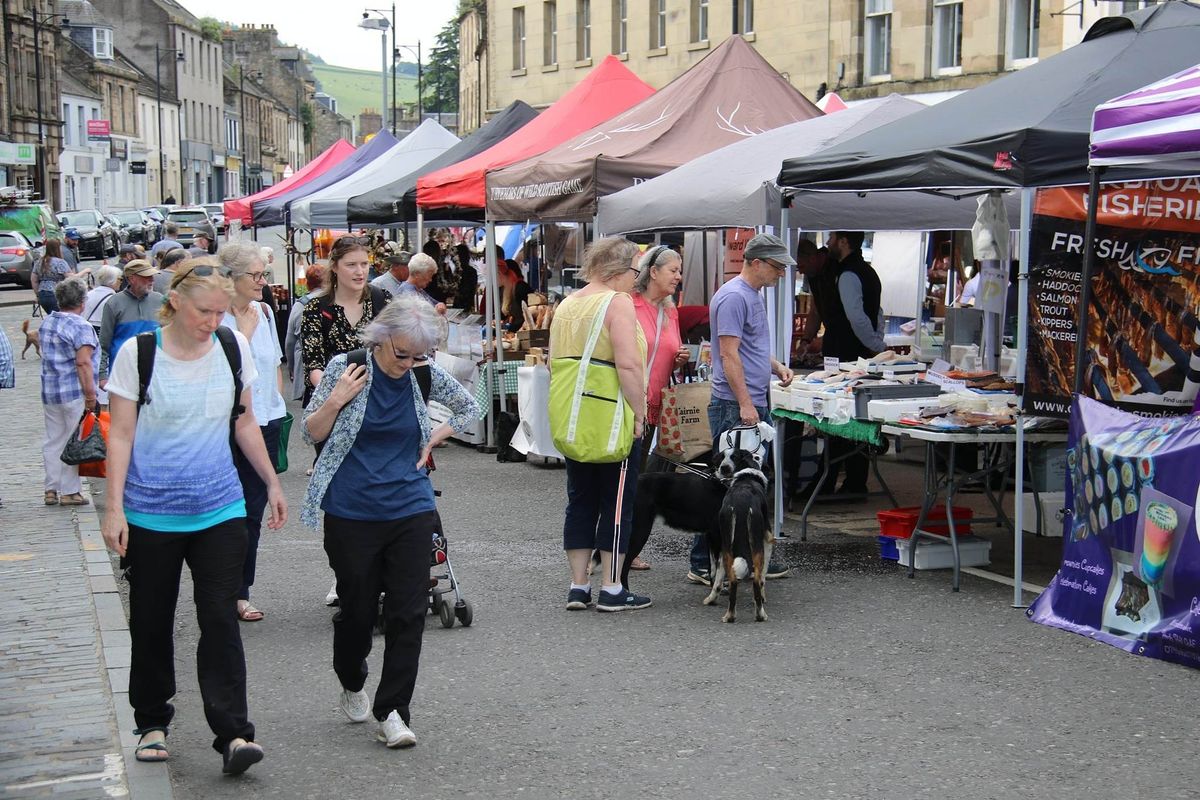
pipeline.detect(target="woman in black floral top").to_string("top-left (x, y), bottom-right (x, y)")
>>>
top-left (301, 236), bottom-right (391, 406)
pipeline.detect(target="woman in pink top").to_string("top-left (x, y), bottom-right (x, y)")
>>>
top-left (629, 245), bottom-right (688, 567)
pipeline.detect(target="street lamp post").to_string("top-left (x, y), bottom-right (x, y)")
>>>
top-left (360, 13), bottom-right (390, 138)
top-left (154, 43), bottom-right (184, 204)
top-left (396, 42), bottom-right (422, 122)
top-left (29, 9), bottom-right (67, 204)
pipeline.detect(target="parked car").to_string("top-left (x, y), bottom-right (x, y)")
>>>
top-left (113, 210), bottom-right (157, 245)
top-left (58, 209), bottom-right (119, 258)
top-left (165, 207), bottom-right (217, 248)
top-left (139, 208), bottom-right (165, 242)
top-left (203, 203), bottom-right (227, 236)
top-left (0, 230), bottom-right (37, 288)
top-left (0, 198), bottom-right (64, 249)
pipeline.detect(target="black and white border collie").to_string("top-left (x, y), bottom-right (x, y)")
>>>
top-left (704, 443), bottom-right (773, 623)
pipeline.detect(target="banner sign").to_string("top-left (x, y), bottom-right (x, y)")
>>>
top-left (87, 120), bottom-right (111, 141)
top-left (1023, 179), bottom-right (1200, 418)
top-left (1028, 396), bottom-right (1200, 670)
top-left (0, 141), bottom-right (36, 165)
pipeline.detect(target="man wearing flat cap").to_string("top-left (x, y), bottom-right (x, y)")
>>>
top-left (97, 259), bottom-right (164, 394)
top-left (686, 233), bottom-right (795, 586)
top-left (371, 249), bottom-right (411, 297)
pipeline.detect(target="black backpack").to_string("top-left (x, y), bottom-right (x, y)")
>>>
top-left (135, 328), bottom-right (245, 442)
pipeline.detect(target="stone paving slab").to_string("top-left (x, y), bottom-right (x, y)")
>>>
top-left (0, 318), bottom-right (131, 798)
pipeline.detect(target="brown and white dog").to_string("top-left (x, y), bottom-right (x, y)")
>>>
top-left (21, 319), bottom-right (40, 359)
top-left (704, 447), bottom-right (774, 622)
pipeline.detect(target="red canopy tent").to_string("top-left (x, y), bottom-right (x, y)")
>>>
top-left (224, 138), bottom-right (355, 227)
top-left (416, 56), bottom-right (653, 215)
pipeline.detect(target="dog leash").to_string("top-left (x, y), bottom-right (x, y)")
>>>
top-left (649, 452), bottom-right (727, 484)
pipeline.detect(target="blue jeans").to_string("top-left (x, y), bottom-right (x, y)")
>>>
top-left (689, 398), bottom-right (769, 572)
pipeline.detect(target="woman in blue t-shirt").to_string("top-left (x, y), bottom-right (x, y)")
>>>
top-left (101, 260), bottom-right (287, 776)
top-left (301, 296), bottom-right (479, 750)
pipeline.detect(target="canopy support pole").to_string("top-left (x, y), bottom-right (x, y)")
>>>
top-left (1013, 187), bottom-right (1034, 608)
top-left (417, 207), bottom-right (425, 251)
top-left (773, 206), bottom-right (791, 541)
top-left (488, 220), bottom-right (508, 419)
top-left (1072, 167), bottom-right (1105, 396)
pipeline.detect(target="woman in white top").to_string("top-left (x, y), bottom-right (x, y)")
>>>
top-left (219, 243), bottom-right (288, 623)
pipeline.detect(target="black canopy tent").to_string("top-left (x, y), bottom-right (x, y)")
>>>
top-left (775, 2), bottom-right (1200, 606)
top-left (347, 101), bottom-right (539, 228)
top-left (778, 3), bottom-right (1200, 193)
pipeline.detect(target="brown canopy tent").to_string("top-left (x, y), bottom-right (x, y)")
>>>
top-left (485, 36), bottom-right (821, 223)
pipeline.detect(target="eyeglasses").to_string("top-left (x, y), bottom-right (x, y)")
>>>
top-left (764, 259), bottom-right (787, 273)
top-left (239, 270), bottom-right (267, 282)
top-left (171, 264), bottom-right (232, 288)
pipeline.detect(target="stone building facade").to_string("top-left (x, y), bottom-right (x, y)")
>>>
top-left (1, 0), bottom-right (64, 206)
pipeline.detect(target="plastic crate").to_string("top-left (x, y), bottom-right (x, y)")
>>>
top-left (878, 535), bottom-right (899, 561)
top-left (896, 536), bottom-right (991, 570)
top-left (877, 505), bottom-right (974, 539)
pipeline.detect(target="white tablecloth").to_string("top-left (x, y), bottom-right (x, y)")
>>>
top-left (510, 365), bottom-right (562, 459)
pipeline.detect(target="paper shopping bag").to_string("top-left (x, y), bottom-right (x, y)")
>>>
top-left (655, 381), bottom-right (712, 463)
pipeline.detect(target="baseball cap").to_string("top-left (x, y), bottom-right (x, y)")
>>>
top-left (123, 259), bottom-right (159, 277)
top-left (65, 228), bottom-right (81, 241)
top-left (743, 233), bottom-right (796, 267)
top-left (386, 250), bottom-right (412, 265)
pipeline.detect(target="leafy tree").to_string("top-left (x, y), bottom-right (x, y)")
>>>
top-left (422, 20), bottom-right (459, 114)
top-left (199, 17), bottom-right (223, 43)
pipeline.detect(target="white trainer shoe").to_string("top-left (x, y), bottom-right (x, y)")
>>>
top-left (325, 580), bottom-right (339, 607)
top-left (376, 711), bottom-right (416, 748)
top-left (339, 689), bottom-right (371, 723)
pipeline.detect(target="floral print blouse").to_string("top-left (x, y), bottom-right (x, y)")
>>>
top-left (299, 290), bottom-right (389, 390)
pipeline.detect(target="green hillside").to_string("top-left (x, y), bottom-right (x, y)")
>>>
top-left (311, 63), bottom-right (419, 119)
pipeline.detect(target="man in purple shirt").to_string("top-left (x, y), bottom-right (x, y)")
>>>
top-left (688, 234), bottom-right (795, 585)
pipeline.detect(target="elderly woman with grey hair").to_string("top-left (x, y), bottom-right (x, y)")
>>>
top-left (395, 252), bottom-right (447, 315)
top-left (217, 242), bottom-right (288, 623)
top-left (39, 278), bottom-right (99, 506)
top-left (300, 295), bottom-right (479, 749)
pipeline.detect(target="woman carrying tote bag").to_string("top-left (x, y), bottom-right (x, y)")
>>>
top-left (548, 237), bottom-right (648, 613)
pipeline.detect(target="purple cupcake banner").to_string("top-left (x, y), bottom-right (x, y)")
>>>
top-left (1028, 396), bottom-right (1200, 668)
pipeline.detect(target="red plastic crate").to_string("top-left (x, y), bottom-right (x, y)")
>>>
top-left (876, 506), bottom-right (973, 539)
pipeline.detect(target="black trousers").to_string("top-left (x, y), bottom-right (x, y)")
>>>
top-left (323, 510), bottom-right (438, 723)
top-left (126, 518), bottom-right (254, 753)
top-left (233, 419), bottom-right (282, 601)
top-left (828, 436), bottom-right (869, 491)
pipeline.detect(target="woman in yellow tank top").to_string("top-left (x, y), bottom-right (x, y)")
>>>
top-left (548, 237), bottom-right (650, 612)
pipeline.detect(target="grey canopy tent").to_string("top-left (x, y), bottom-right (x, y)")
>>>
top-left (347, 101), bottom-right (539, 227)
top-left (775, 2), bottom-right (1200, 605)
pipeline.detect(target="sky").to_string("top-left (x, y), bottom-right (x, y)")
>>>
top-left (183, 0), bottom-right (459, 72)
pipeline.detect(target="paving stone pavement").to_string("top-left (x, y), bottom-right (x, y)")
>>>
top-left (0, 316), bottom-right (160, 799)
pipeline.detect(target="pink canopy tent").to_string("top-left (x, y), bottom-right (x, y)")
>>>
top-left (223, 139), bottom-right (355, 227)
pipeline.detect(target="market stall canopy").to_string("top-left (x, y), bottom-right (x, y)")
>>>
top-left (224, 139), bottom-right (354, 227)
top-left (1090, 61), bottom-right (1200, 172)
top-left (252, 131), bottom-right (399, 227)
top-left (416, 56), bottom-right (653, 214)
top-left (597, 95), bottom-right (922, 235)
top-left (291, 120), bottom-right (460, 229)
top-left (487, 36), bottom-right (821, 223)
top-left (348, 101), bottom-right (539, 226)
top-left (778, 2), bottom-right (1200, 193)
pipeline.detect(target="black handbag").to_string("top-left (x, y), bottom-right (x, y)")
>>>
top-left (61, 411), bottom-right (107, 465)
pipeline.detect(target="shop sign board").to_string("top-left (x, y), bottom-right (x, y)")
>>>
top-left (0, 141), bottom-right (36, 165)
top-left (1028, 396), bottom-right (1200, 670)
top-left (87, 120), bottom-right (111, 141)
top-left (1023, 179), bottom-right (1200, 418)
top-left (724, 227), bottom-right (754, 282)
top-left (129, 161), bottom-right (147, 175)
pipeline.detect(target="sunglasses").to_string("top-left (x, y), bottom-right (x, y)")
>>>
top-left (389, 339), bottom-right (430, 364)
top-left (171, 264), bottom-right (232, 288)
top-left (335, 235), bottom-right (370, 246)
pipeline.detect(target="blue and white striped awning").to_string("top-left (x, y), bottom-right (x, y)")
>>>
top-left (1090, 62), bottom-right (1200, 172)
